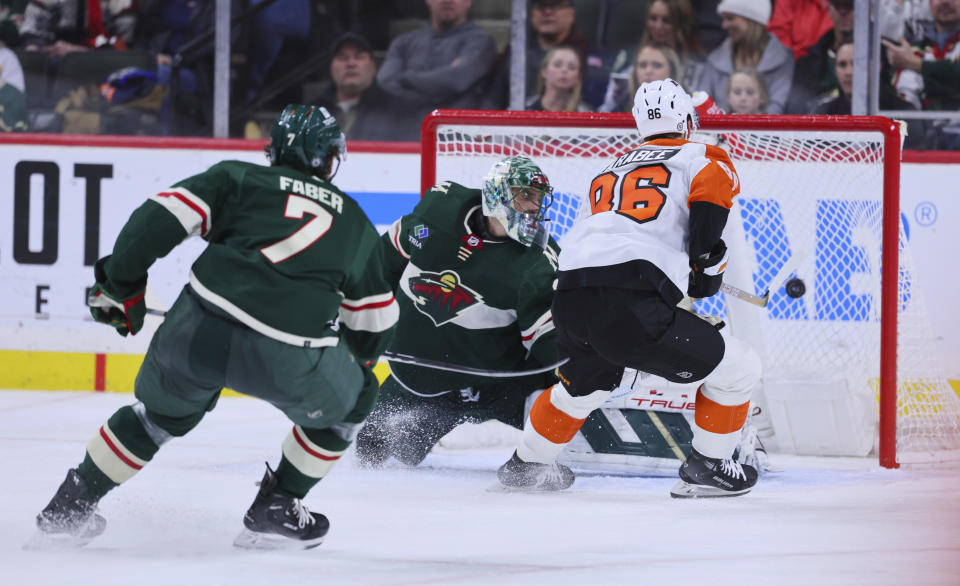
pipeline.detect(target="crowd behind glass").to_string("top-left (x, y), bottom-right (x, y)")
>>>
top-left (0, 0), bottom-right (956, 149)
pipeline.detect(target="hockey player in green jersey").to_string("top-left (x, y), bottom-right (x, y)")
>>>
top-left (33, 105), bottom-right (399, 550)
top-left (355, 155), bottom-right (561, 468)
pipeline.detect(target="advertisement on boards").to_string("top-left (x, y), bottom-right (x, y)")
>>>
top-left (0, 137), bottom-right (957, 389)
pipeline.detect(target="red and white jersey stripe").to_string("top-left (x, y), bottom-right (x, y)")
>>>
top-left (386, 217), bottom-right (411, 260)
top-left (149, 187), bottom-right (213, 237)
top-left (521, 309), bottom-right (554, 352)
top-left (340, 292), bottom-right (399, 333)
top-left (281, 425), bottom-right (346, 479)
top-left (86, 422), bottom-right (148, 484)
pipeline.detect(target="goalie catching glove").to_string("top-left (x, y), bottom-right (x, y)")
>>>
top-left (88, 256), bottom-right (147, 337)
top-left (687, 239), bottom-right (728, 299)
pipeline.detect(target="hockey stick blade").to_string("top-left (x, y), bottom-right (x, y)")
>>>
top-left (143, 308), bottom-right (567, 377)
top-left (720, 282), bottom-right (770, 307)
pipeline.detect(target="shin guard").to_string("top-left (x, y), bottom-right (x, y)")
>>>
top-left (692, 386), bottom-right (751, 459)
top-left (276, 425), bottom-right (349, 498)
top-left (517, 383), bottom-right (611, 464)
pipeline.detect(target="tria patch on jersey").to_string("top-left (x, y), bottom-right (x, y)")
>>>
top-left (408, 270), bottom-right (483, 326)
top-left (408, 224), bottom-right (431, 250)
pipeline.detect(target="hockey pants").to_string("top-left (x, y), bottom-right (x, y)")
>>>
top-left (517, 286), bottom-right (761, 463)
top-left (78, 287), bottom-right (379, 500)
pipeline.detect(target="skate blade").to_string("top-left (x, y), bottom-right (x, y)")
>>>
top-left (23, 529), bottom-right (96, 551)
top-left (486, 481), bottom-right (573, 493)
top-left (233, 528), bottom-right (324, 551)
top-left (669, 479), bottom-right (752, 499)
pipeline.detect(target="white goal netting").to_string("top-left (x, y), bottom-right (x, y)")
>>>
top-left (428, 114), bottom-right (960, 464)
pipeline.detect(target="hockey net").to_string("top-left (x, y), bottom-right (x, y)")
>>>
top-left (421, 110), bottom-right (960, 468)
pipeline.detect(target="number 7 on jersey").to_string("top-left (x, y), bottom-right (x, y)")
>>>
top-left (260, 194), bottom-right (334, 263)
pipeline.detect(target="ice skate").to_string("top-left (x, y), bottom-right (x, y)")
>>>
top-left (28, 469), bottom-right (106, 549)
top-left (496, 451), bottom-right (575, 492)
top-left (233, 464), bottom-right (329, 550)
top-left (670, 447), bottom-right (758, 498)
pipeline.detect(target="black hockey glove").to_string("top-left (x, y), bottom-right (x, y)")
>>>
top-left (687, 239), bottom-right (729, 299)
top-left (88, 256), bottom-right (147, 337)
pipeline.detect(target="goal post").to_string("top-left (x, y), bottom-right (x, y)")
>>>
top-left (421, 109), bottom-right (960, 469)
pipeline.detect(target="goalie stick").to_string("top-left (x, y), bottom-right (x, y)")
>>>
top-left (143, 308), bottom-right (567, 377)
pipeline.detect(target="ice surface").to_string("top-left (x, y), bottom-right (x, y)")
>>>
top-left (2, 390), bottom-right (958, 585)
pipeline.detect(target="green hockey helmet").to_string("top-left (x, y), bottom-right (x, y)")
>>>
top-left (481, 156), bottom-right (554, 247)
top-left (268, 104), bottom-right (346, 179)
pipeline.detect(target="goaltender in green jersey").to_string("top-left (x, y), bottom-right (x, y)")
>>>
top-left (33, 105), bottom-right (398, 551)
top-left (355, 156), bottom-right (561, 467)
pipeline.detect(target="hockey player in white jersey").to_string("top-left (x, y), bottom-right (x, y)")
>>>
top-left (497, 78), bottom-right (763, 497)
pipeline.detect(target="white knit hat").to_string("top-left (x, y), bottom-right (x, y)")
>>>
top-left (716, 0), bottom-right (771, 25)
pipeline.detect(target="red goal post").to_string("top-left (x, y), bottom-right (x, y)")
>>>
top-left (421, 109), bottom-right (960, 469)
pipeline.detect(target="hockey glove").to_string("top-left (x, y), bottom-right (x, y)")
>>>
top-left (687, 239), bottom-right (729, 299)
top-left (88, 257), bottom-right (147, 337)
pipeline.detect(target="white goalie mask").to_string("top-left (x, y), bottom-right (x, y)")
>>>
top-left (481, 156), bottom-right (554, 248)
top-left (632, 78), bottom-right (699, 141)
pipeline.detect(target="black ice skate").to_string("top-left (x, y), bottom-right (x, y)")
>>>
top-left (30, 468), bottom-right (106, 549)
top-left (496, 451), bottom-right (575, 492)
top-left (670, 447), bottom-right (758, 498)
top-left (233, 464), bottom-right (329, 550)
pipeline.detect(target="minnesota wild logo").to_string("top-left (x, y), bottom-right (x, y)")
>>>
top-left (408, 270), bottom-right (482, 326)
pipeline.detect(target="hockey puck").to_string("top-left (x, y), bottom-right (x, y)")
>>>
top-left (785, 278), bottom-right (806, 298)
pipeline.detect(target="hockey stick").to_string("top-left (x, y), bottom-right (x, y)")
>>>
top-left (719, 283), bottom-right (770, 307)
top-left (144, 308), bottom-right (567, 377)
top-left (719, 251), bottom-right (807, 308)
top-left (381, 351), bottom-right (567, 378)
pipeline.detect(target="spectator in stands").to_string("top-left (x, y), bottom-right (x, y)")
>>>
top-left (377, 0), bottom-right (496, 120)
top-left (487, 0), bottom-right (610, 109)
top-left (813, 37), bottom-right (927, 147)
top-left (20, 0), bottom-right (137, 56)
top-left (0, 0), bottom-right (26, 48)
top-left (526, 0), bottom-right (588, 96)
top-left (643, 0), bottom-right (704, 67)
top-left (526, 45), bottom-right (591, 112)
top-left (0, 37), bottom-right (23, 92)
top-left (810, 38), bottom-right (855, 115)
top-left (725, 67), bottom-right (769, 113)
top-left (768, 0), bottom-right (833, 59)
top-left (883, 0), bottom-right (935, 41)
top-left (0, 49), bottom-right (26, 130)
top-left (786, 0), bottom-right (854, 113)
top-left (602, 0), bottom-right (703, 102)
top-left (691, 0), bottom-right (724, 52)
top-left (599, 43), bottom-right (682, 112)
top-left (317, 32), bottom-right (417, 141)
top-left (884, 0), bottom-right (960, 148)
top-left (135, 0), bottom-right (216, 135)
top-left (246, 0), bottom-right (312, 102)
top-left (694, 0), bottom-right (794, 114)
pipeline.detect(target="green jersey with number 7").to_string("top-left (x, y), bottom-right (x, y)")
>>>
top-left (93, 136), bottom-right (396, 362)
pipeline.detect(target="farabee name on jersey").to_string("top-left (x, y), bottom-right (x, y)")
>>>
top-left (613, 147), bottom-right (680, 167)
top-left (279, 176), bottom-right (344, 213)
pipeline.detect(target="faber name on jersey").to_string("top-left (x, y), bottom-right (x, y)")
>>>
top-left (278, 176), bottom-right (344, 213)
